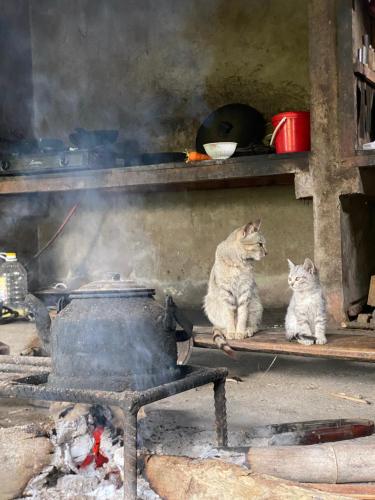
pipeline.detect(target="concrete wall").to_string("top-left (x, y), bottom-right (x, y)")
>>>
top-left (27, 0), bottom-right (312, 308)
top-left (29, 0), bottom-right (309, 150)
top-left (0, 0), bottom-right (33, 140)
top-left (38, 187), bottom-right (313, 308)
top-left (0, 1), bottom-right (38, 289)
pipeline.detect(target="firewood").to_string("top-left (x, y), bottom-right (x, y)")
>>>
top-left (144, 454), bottom-right (349, 499)
top-left (248, 436), bottom-right (375, 483)
top-left (304, 482), bottom-right (375, 498)
top-left (368, 275), bottom-right (375, 307)
top-left (0, 424), bottom-right (53, 498)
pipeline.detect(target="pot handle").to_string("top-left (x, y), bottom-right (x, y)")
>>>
top-left (24, 293), bottom-right (51, 356)
top-left (164, 295), bottom-right (193, 341)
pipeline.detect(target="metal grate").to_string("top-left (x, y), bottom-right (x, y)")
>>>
top-left (0, 356), bottom-right (228, 499)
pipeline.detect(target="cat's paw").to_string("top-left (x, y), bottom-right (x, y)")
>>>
top-left (285, 331), bottom-right (295, 341)
top-left (245, 327), bottom-right (257, 338)
top-left (226, 331), bottom-right (237, 340)
top-left (297, 336), bottom-right (315, 346)
top-left (315, 336), bottom-right (327, 345)
top-left (234, 331), bottom-right (247, 340)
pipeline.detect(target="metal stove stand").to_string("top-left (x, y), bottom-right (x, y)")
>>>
top-left (0, 356), bottom-right (228, 500)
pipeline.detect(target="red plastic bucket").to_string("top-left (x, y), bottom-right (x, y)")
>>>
top-left (271, 111), bottom-right (310, 154)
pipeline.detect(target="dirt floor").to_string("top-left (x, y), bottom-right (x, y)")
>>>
top-left (1, 320), bottom-right (375, 457)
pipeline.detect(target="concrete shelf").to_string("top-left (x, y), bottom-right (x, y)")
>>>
top-left (0, 152), bottom-right (309, 195)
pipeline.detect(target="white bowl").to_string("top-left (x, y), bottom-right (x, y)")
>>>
top-left (203, 142), bottom-right (237, 160)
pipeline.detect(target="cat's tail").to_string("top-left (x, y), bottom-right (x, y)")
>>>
top-left (213, 327), bottom-right (237, 359)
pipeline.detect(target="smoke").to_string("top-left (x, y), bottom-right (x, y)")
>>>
top-left (29, 0), bottom-right (217, 151)
top-left (27, 0), bottom-right (217, 293)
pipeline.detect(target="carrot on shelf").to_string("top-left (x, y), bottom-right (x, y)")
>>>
top-left (185, 151), bottom-right (212, 163)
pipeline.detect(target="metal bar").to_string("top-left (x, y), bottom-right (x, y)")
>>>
top-left (0, 366), bottom-right (227, 408)
top-left (214, 378), bottom-right (228, 447)
top-left (0, 379), bottom-right (124, 407)
top-left (0, 364), bottom-right (48, 374)
top-left (122, 408), bottom-right (138, 500)
top-left (133, 367), bottom-right (228, 409)
top-left (0, 355), bottom-right (51, 367)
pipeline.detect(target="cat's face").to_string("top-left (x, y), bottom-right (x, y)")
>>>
top-left (237, 220), bottom-right (267, 262)
top-left (287, 258), bottom-right (318, 291)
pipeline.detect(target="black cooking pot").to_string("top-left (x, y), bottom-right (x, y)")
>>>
top-left (28, 280), bottom-right (193, 391)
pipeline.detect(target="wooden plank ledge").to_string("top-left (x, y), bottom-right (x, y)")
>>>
top-left (193, 327), bottom-right (375, 362)
top-left (0, 153), bottom-right (308, 195)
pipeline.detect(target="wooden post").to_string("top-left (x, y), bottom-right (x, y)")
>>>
top-left (308, 0), bottom-right (359, 322)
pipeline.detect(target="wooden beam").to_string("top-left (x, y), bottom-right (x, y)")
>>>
top-left (0, 154), bottom-right (308, 195)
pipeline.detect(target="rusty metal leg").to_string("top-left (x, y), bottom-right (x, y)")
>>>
top-left (123, 408), bottom-right (138, 500)
top-left (214, 377), bottom-right (228, 447)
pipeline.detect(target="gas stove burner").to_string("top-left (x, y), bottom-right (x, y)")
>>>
top-left (0, 147), bottom-right (116, 175)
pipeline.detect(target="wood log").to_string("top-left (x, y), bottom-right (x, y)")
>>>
top-left (144, 454), bottom-right (349, 499)
top-left (368, 275), bottom-right (375, 307)
top-left (248, 437), bottom-right (375, 483)
top-left (304, 482), bottom-right (375, 499)
top-left (0, 424), bottom-right (53, 499)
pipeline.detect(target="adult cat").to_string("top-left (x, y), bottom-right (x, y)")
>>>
top-left (285, 258), bottom-right (327, 345)
top-left (204, 220), bottom-right (267, 356)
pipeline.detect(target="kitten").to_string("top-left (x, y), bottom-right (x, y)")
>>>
top-left (285, 258), bottom-right (327, 345)
top-left (204, 220), bottom-right (267, 356)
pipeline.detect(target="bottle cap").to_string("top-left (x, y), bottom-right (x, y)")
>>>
top-left (6, 252), bottom-right (17, 261)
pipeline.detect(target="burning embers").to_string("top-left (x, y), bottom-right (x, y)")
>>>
top-left (24, 403), bottom-right (149, 498)
top-left (51, 404), bottom-right (121, 472)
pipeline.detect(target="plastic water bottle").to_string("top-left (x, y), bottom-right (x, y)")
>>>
top-left (0, 252), bottom-right (28, 312)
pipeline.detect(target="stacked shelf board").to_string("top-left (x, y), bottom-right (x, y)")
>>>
top-left (354, 61), bottom-right (375, 86)
top-left (0, 153), bottom-right (308, 195)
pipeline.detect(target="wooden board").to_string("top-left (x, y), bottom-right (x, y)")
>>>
top-left (0, 153), bottom-right (308, 195)
top-left (193, 327), bottom-right (375, 362)
top-left (354, 61), bottom-right (375, 86)
top-left (368, 275), bottom-right (375, 307)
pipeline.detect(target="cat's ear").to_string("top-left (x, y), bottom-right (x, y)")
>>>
top-left (253, 219), bottom-right (261, 231)
top-left (287, 259), bottom-right (295, 270)
top-left (303, 258), bottom-right (316, 274)
top-left (243, 219), bottom-right (261, 237)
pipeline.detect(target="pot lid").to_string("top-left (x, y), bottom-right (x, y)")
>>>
top-left (69, 279), bottom-right (155, 299)
top-left (195, 103), bottom-right (266, 153)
